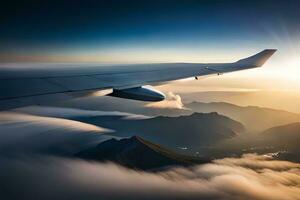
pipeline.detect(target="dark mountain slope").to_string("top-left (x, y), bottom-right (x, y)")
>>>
top-left (76, 136), bottom-right (207, 170)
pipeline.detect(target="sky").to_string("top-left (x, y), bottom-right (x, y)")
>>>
top-left (1, 2), bottom-right (300, 199)
top-left (1, 0), bottom-right (300, 90)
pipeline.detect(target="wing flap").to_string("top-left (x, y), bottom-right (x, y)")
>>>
top-left (0, 78), bottom-right (66, 100)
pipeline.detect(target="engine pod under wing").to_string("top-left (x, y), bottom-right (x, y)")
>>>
top-left (109, 86), bottom-right (165, 102)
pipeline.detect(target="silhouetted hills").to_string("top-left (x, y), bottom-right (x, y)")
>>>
top-left (259, 122), bottom-right (300, 162)
top-left (76, 112), bottom-right (244, 150)
top-left (213, 122), bottom-right (300, 162)
top-left (261, 122), bottom-right (300, 150)
top-left (186, 101), bottom-right (300, 132)
top-left (76, 136), bottom-right (207, 170)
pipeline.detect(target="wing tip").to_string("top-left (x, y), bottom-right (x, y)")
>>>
top-left (263, 48), bottom-right (277, 55)
top-left (256, 49), bottom-right (277, 67)
top-left (237, 49), bottom-right (277, 67)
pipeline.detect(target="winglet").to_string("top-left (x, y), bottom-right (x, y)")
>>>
top-left (236, 49), bottom-right (277, 67)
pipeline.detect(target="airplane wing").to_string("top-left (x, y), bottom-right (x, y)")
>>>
top-left (0, 49), bottom-right (276, 110)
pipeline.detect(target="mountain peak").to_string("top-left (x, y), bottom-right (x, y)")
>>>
top-left (130, 135), bottom-right (142, 141)
top-left (190, 112), bottom-right (219, 117)
top-left (76, 136), bottom-right (207, 170)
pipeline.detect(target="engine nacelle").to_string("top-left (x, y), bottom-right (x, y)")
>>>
top-left (109, 86), bottom-right (165, 102)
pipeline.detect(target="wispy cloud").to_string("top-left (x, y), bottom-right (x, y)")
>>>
top-left (146, 92), bottom-right (186, 109)
top-left (0, 111), bottom-right (109, 133)
top-left (14, 106), bottom-right (150, 120)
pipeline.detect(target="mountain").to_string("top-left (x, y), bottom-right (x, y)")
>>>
top-left (76, 136), bottom-right (207, 170)
top-left (75, 112), bottom-right (244, 151)
top-left (186, 101), bottom-right (300, 132)
top-left (179, 90), bottom-right (300, 113)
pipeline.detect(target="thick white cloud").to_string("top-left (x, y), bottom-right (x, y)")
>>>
top-left (0, 154), bottom-right (299, 200)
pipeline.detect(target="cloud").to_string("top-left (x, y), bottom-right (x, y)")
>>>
top-left (0, 107), bottom-right (149, 156)
top-left (14, 106), bottom-right (150, 120)
top-left (0, 154), bottom-right (299, 200)
top-left (214, 153), bottom-right (300, 171)
top-left (0, 112), bottom-right (112, 155)
top-left (0, 111), bottom-right (109, 132)
top-left (146, 92), bottom-right (186, 109)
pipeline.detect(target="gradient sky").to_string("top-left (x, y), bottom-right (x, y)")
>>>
top-left (1, 0), bottom-right (300, 90)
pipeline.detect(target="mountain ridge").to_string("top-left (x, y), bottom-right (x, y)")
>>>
top-left (186, 101), bottom-right (300, 132)
top-left (75, 112), bottom-right (245, 150)
top-left (76, 136), bottom-right (207, 170)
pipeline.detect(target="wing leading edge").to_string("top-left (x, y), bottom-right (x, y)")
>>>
top-left (0, 49), bottom-right (276, 110)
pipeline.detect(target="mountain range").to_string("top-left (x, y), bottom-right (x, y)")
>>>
top-left (75, 112), bottom-right (244, 152)
top-left (16, 101), bottom-right (300, 162)
top-left (186, 101), bottom-right (300, 132)
top-left (62, 95), bottom-right (300, 132)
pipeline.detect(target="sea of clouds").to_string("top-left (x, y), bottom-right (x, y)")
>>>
top-left (0, 154), bottom-right (299, 200)
top-left (0, 107), bottom-right (299, 200)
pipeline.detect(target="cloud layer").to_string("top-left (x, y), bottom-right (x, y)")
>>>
top-left (0, 154), bottom-right (299, 200)
top-left (0, 107), bottom-right (299, 200)
top-left (0, 111), bottom-right (111, 155)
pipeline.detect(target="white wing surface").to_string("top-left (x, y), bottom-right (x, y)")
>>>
top-left (0, 49), bottom-right (276, 110)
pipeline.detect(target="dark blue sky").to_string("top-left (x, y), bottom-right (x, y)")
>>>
top-left (1, 0), bottom-right (300, 60)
